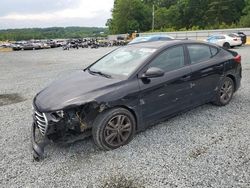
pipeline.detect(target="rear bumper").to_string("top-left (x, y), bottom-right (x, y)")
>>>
top-left (235, 76), bottom-right (241, 91)
top-left (231, 41), bottom-right (242, 46)
top-left (235, 65), bottom-right (242, 91)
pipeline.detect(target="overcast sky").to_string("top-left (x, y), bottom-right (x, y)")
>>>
top-left (0, 0), bottom-right (114, 29)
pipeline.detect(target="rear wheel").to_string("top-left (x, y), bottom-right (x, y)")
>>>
top-left (223, 42), bottom-right (230, 49)
top-left (213, 77), bottom-right (235, 106)
top-left (92, 108), bottom-right (136, 150)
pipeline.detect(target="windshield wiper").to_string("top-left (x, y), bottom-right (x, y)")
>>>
top-left (87, 68), bottom-right (112, 78)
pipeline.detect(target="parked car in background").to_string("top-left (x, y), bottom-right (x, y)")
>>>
top-left (128, 35), bottom-right (174, 44)
top-left (204, 34), bottom-right (242, 49)
top-left (32, 40), bottom-right (242, 160)
top-left (238, 32), bottom-right (247, 44)
top-left (229, 32), bottom-right (247, 45)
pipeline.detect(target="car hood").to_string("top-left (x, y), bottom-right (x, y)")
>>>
top-left (34, 70), bottom-right (123, 112)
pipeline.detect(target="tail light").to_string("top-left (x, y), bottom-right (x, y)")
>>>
top-left (234, 55), bottom-right (241, 64)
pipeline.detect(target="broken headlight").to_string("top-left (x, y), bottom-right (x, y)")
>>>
top-left (50, 110), bottom-right (64, 122)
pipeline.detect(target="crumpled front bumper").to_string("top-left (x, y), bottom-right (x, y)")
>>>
top-left (31, 122), bottom-right (49, 161)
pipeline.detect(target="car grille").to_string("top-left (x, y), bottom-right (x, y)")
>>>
top-left (34, 110), bottom-right (48, 135)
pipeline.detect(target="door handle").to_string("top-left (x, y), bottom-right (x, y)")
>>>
top-left (190, 83), bottom-right (196, 88)
top-left (180, 75), bottom-right (191, 81)
top-left (214, 64), bottom-right (223, 69)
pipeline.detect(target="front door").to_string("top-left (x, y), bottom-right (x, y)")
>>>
top-left (138, 45), bottom-right (192, 125)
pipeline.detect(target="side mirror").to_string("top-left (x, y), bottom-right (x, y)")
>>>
top-left (141, 67), bottom-right (164, 78)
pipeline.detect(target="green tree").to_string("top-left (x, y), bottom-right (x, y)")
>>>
top-left (107, 0), bottom-right (247, 33)
top-left (206, 0), bottom-right (245, 26)
top-left (150, 0), bottom-right (210, 30)
top-left (181, 0), bottom-right (209, 29)
top-left (143, 0), bottom-right (178, 8)
top-left (239, 0), bottom-right (250, 27)
top-left (155, 5), bottom-right (181, 30)
top-left (0, 27), bottom-right (108, 41)
top-left (107, 0), bottom-right (151, 34)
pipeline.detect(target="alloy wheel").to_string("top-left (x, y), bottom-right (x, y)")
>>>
top-left (104, 114), bottom-right (132, 147)
top-left (220, 80), bottom-right (233, 104)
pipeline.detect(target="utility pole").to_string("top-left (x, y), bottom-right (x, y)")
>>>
top-left (152, 4), bottom-right (155, 31)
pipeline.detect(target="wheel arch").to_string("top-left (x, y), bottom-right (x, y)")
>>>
top-left (226, 74), bottom-right (237, 92)
top-left (77, 102), bottom-right (139, 131)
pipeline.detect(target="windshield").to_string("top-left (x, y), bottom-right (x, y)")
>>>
top-left (89, 46), bottom-right (156, 77)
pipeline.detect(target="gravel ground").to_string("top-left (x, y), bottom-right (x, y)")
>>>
top-left (0, 46), bottom-right (249, 188)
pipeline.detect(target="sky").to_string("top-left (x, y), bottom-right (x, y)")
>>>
top-left (0, 0), bottom-right (114, 29)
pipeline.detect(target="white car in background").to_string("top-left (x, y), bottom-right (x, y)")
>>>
top-left (204, 34), bottom-right (242, 49)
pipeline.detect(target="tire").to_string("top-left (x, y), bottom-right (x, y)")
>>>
top-left (223, 42), bottom-right (230, 49)
top-left (92, 108), bottom-right (136, 150)
top-left (213, 77), bottom-right (235, 106)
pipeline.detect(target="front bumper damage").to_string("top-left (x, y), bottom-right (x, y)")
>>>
top-left (31, 122), bottom-right (49, 161)
top-left (31, 101), bottom-right (103, 160)
top-left (31, 104), bottom-right (96, 161)
top-left (31, 106), bottom-right (51, 161)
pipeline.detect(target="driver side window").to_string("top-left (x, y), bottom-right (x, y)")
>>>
top-left (149, 46), bottom-right (185, 72)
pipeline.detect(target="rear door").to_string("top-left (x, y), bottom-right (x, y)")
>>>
top-left (186, 44), bottom-right (224, 105)
top-left (138, 45), bottom-right (193, 125)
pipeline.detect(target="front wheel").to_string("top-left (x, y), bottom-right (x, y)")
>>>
top-left (92, 108), bottom-right (136, 150)
top-left (213, 77), bottom-right (235, 106)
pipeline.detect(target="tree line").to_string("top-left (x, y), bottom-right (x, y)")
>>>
top-left (107, 0), bottom-right (250, 34)
top-left (0, 27), bottom-right (108, 41)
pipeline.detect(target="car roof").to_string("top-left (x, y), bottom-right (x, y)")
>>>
top-left (128, 35), bottom-right (175, 44)
top-left (210, 34), bottom-right (226, 36)
top-left (128, 39), bottom-right (214, 49)
top-left (137, 35), bottom-right (173, 38)
top-left (147, 35), bottom-right (173, 38)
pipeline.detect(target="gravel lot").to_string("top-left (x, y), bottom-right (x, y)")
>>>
top-left (0, 46), bottom-right (250, 188)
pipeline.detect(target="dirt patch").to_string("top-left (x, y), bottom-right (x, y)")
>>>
top-left (0, 93), bottom-right (26, 106)
top-left (101, 174), bottom-right (144, 188)
top-left (189, 146), bottom-right (208, 158)
top-left (0, 47), bottom-right (13, 52)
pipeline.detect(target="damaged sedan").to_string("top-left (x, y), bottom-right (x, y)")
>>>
top-left (32, 40), bottom-right (242, 160)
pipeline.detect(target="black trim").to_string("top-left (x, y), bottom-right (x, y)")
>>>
top-left (31, 122), bottom-right (49, 161)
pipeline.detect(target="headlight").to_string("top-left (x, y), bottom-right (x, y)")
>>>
top-left (56, 110), bottom-right (64, 118)
top-left (50, 110), bottom-right (64, 121)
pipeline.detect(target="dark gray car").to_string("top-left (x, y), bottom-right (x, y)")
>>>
top-left (32, 40), bottom-right (242, 160)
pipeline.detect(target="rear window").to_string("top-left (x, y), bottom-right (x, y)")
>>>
top-left (229, 34), bottom-right (236, 37)
top-left (187, 44), bottom-right (212, 64)
top-left (215, 36), bottom-right (225, 39)
top-left (210, 46), bottom-right (219, 56)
